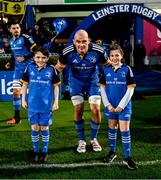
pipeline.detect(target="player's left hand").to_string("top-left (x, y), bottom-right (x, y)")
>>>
top-left (105, 58), bottom-right (111, 66)
top-left (16, 57), bottom-right (25, 62)
top-left (114, 107), bottom-right (123, 112)
top-left (52, 103), bottom-right (59, 111)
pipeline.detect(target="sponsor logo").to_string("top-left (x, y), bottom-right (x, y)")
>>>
top-left (106, 73), bottom-right (111, 77)
top-left (73, 59), bottom-right (78, 63)
top-left (121, 71), bottom-right (126, 77)
top-left (46, 71), bottom-right (52, 78)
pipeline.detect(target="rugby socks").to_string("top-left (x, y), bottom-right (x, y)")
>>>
top-left (121, 130), bottom-right (131, 158)
top-left (90, 120), bottom-right (100, 140)
top-left (13, 97), bottom-right (21, 110)
top-left (41, 129), bottom-right (50, 153)
top-left (108, 127), bottom-right (118, 153)
top-left (13, 97), bottom-right (21, 121)
top-left (74, 119), bottom-right (86, 141)
top-left (31, 130), bottom-right (39, 153)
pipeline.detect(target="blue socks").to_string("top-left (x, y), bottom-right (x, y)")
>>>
top-left (121, 130), bottom-right (131, 158)
top-left (90, 120), bottom-right (100, 140)
top-left (31, 129), bottom-right (50, 153)
top-left (13, 97), bottom-right (21, 111)
top-left (31, 130), bottom-right (39, 153)
top-left (41, 129), bottom-right (50, 153)
top-left (108, 128), bottom-right (118, 153)
top-left (75, 120), bottom-right (100, 141)
top-left (74, 119), bottom-right (85, 141)
top-left (13, 97), bottom-right (21, 119)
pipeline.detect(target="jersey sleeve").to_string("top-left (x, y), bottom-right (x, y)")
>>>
top-left (51, 66), bottom-right (61, 85)
top-left (126, 66), bottom-right (136, 88)
top-left (59, 44), bottom-right (74, 65)
top-left (59, 53), bottom-right (68, 66)
top-left (99, 72), bottom-right (106, 87)
top-left (100, 51), bottom-right (108, 65)
top-left (23, 34), bottom-right (36, 51)
top-left (92, 43), bottom-right (108, 65)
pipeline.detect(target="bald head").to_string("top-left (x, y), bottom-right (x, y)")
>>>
top-left (74, 29), bottom-right (89, 39)
top-left (73, 29), bottom-right (90, 55)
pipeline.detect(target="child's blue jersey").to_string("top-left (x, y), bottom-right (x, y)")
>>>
top-left (22, 63), bottom-right (61, 113)
top-left (100, 64), bottom-right (136, 110)
top-left (59, 43), bottom-right (107, 82)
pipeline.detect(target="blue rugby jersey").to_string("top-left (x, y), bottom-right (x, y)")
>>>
top-left (22, 63), bottom-right (61, 113)
top-left (100, 64), bottom-right (136, 109)
top-left (59, 43), bottom-right (107, 82)
top-left (9, 34), bottom-right (36, 64)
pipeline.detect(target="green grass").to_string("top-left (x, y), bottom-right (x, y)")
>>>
top-left (0, 96), bottom-right (161, 179)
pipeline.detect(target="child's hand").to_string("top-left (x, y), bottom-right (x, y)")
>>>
top-left (107, 104), bottom-right (115, 112)
top-left (22, 100), bottom-right (28, 109)
top-left (52, 102), bottom-right (59, 112)
top-left (114, 107), bottom-right (123, 112)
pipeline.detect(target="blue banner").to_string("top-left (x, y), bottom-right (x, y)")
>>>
top-left (52, 18), bottom-right (67, 35)
top-left (0, 71), bottom-right (13, 101)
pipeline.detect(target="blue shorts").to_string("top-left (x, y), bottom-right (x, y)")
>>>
top-left (104, 108), bottom-right (131, 121)
top-left (13, 59), bottom-right (33, 80)
top-left (28, 111), bottom-right (52, 126)
top-left (69, 77), bottom-right (100, 97)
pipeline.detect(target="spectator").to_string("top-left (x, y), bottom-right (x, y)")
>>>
top-left (122, 39), bottom-right (132, 65)
top-left (133, 39), bottom-right (146, 71)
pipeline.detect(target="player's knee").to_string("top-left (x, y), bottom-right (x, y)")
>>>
top-left (89, 95), bottom-right (101, 105)
top-left (31, 124), bottom-right (40, 131)
top-left (91, 106), bottom-right (100, 115)
top-left (40, 126), bottom-right (49, 130)
top-left (74, 104), bottom-right (84, 116)
top-left (119, 121), bottom-right (130, 131)
top-left (13, 89), bottom-right (21, 98)
top-left (109, 120), bottom-right (118, 129)
top-left (71, 95), bottom-right (84, 106)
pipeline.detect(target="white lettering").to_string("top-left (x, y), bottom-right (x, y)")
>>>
top-left (92, 4), bottom-right (159, 22)
top-left (109, 6), bottom-right (115, 14)
top-left (124, 4), bottom-right (130, 12)
top-left (1, 79), bottom-right (5, 95)
top-left (132, 5), bottom-right (159, 20)
top-left (152, 12), bottom-right (159, 20)
top-left (6, 81), bottom-right (13, 95)
top-left (1, 79), bottom-right (13, 95)
top-left (113, 5), bottom-right (120, 13)
top-left (131, 5), bottom-right (138, 13)
top-left (104, 7), bottom-right (110, 15)
top-left (146, 10), bottom-right (154, 19)
top-left (92, 13), bottom-right (98, 21)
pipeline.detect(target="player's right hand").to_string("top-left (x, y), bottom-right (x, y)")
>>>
top-left (22, 101), bottom-right (28, 109)
top-left (107, 104), bottom-right (115, 112)
top-left (16, 57), bottom-right (25, 62)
